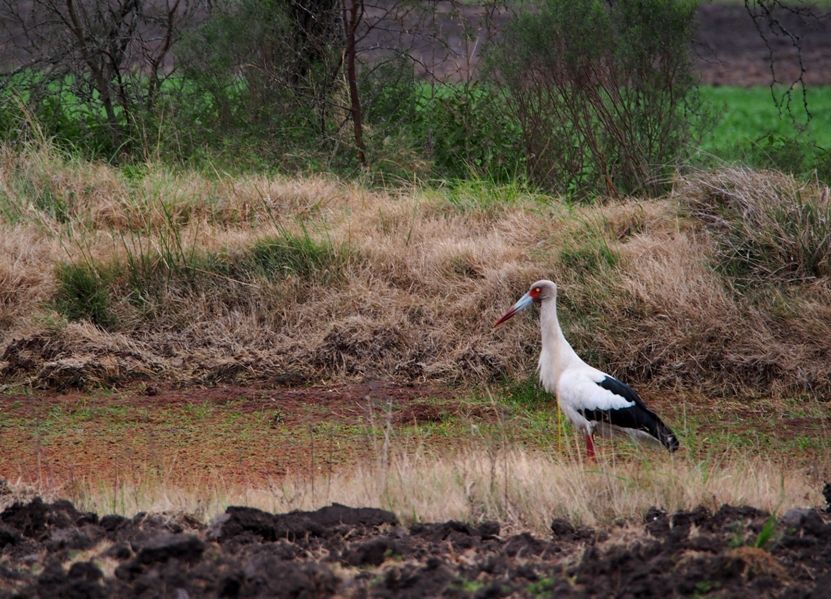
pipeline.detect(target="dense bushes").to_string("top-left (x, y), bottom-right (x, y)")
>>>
top-left (172, 0), bottom-right (344, 164)
top-left (2, 0), bottom-right (828, 192)
top-left (0, 0), bottom-right (699, 188)
top-left (490, 0), bottom-right (699, 198)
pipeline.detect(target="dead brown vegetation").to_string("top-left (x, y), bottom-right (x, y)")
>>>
top-left (1, 144), bottom-right (830, 397)
top-left (3, 447), bottom-right (820, 535)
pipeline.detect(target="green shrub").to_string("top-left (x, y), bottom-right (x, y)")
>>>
top-left (361, 75), bottom-right (524, 182)
top-left (491, 0), bottom-right (699, 198)
top-left (55, 263), bottom-right (116, 328)
top-left (759, 134), bottom-right (811, 171)
top-left (746, 133), bottom-right (831, 183)
top-left (249, 228), bottom-right (347, 282)
top-left (173, 0), bottom-right (343, 167)
top-left (0, 72), bottom-right (122, 159)
top-left (411, 84), bottom-right (523, 181)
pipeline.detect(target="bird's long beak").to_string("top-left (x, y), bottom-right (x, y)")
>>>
top-left (494, 292), bottom-right (534, 327)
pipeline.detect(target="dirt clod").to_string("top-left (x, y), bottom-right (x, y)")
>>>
top-left (212, 503), bottom-right (399, 544)
top-left (134, 533), bottom-right (205, 564)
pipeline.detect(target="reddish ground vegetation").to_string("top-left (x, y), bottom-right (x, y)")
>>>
top-left (0, 383), bottom-right (827, 492)
top-left (0, 383), bottom-right (456, 488)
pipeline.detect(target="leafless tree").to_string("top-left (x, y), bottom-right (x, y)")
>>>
top-left (492, 0), bottom-right (698, 197)
top-left (0, 0), bottom-right (201, 150)
top-left (744, 0), bottom-right (823, 125)
top-left (0, 0), bottom-right (510, 168)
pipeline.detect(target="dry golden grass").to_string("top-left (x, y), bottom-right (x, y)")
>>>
top-left (0, 227), bottom-right (61, 334)
top-left (2, 142), bottom-right (831, 396)
top-left (6, 445), bottom-right (819, 536)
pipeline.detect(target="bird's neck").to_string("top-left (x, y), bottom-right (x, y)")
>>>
top-left (538, 298), bottom-right (582, 391)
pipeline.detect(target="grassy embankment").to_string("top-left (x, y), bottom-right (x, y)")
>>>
top-left (1, 87), bottom-right (830, 531)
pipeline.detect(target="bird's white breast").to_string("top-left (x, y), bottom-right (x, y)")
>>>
top-left (537, 348), bottom-right (558, 394)
top-left (557, 368), bottom-right (634, 412)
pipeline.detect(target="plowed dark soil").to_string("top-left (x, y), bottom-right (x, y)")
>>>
top-left (695, 4), bottom-right (831, 86)
top-left (5, 2), bottom-right (819, 86)
top-left (0, 495), bottom-right (830, 598)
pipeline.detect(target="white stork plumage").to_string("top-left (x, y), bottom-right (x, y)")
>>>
top-left (495, 279), bottom-right (679, 458)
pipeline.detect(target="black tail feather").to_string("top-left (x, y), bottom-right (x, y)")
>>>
top-left (652, 416), bottom-right (680, 452)
top-left (584, 376), bottom-right (680, 452)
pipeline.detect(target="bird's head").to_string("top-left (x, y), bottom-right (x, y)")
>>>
top-left (494, 279), bottom-right (556, 327)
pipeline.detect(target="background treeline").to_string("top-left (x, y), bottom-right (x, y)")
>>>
top-left (0, 0), bottom-right (829, 198)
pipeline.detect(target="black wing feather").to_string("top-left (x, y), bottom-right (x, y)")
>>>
top-left (579, 376), bottom-right (679, 452)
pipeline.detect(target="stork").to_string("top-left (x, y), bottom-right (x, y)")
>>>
top-left (495, 280), bottom-right (679, 459)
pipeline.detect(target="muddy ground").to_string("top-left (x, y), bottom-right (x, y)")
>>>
top-left (0, 383), bottom-right (463, 487)
top-left (2, 383), bottom-right (828, 490)
top-left (0, 492), bottom-right (830, 598)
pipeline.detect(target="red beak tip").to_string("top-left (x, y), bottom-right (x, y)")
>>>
top-left (493, 310), bottom-right (514, 327)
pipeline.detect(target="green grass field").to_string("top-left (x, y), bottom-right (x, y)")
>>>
top-left (699, 86), bottom-right (831, 171)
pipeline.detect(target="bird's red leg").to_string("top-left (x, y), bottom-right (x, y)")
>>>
top-left (585, 433), bottom-right (596, 462)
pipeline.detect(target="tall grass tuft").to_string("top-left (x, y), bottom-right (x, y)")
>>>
top-left (558, 219), bottom-right (619, 275)
top-left (54, 226), bottom-right (350, 327)
top-left (54, 263), bottom-right (116, 328)
top-left (249, 227), bottom-right (348, 282)
top-left (685, 168), bottom-right (831, 286)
